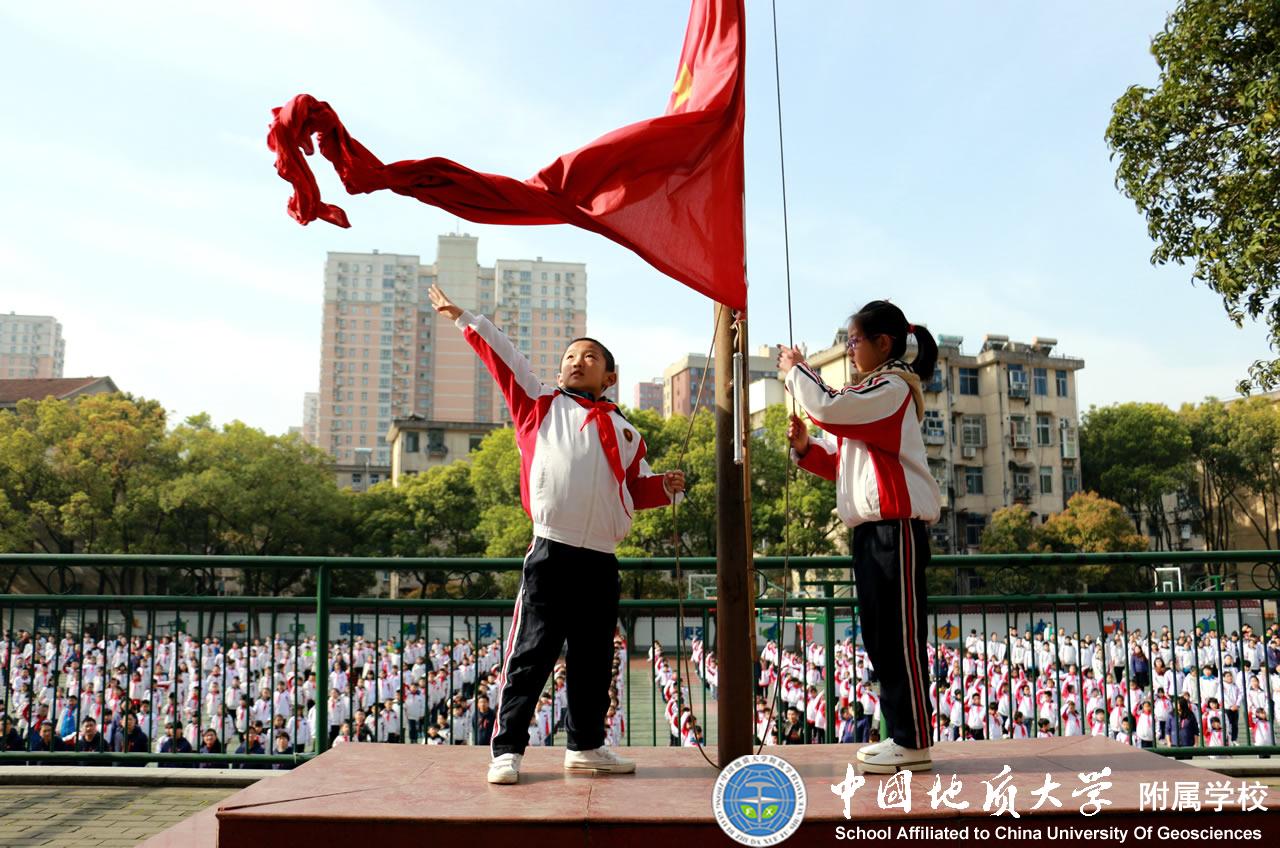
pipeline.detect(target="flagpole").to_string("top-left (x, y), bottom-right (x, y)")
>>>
top-left (715, 304), bottom-right (753, 764)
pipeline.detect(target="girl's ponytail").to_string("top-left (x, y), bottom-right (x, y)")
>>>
top-left (849, 300), bottom-right (938, 381)
top-left (909, 323), bottom-right (939, 382)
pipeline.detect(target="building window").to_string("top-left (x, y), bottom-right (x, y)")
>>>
top-left (964, 466), bottom-right (984, 495)
top-left (1010, 415), bottom-right (1030, 446)
top-left (1036, 414), bottom-right (1053, 446)
top-left (927, 458), bottom-right (948, 490)
top-left (1064, 472), bottom-right (1080, 497)
top-left (427, 430), bottom-right (446, 454)
top-left (1056, 370), bottom-right (1069, 397)
top-left (1039, 466), bottom-right (1054, 494)
top-left (965, 516), bottom-right (986, 548)
top-left (469, 435), bottom-right (485, 452)
top-left (922, 410), bottom-right (945, 444)
top-left (961, 415), bottom-right (985, 447)
top-left (959, 367), bottom-right (979, 395)
top-left (404, 432), bottom-right (419, 453)
top-left (1007, 364), bottom-right (1028, 398)
top-left (1033, 367), bottom-right (1048, 396)
top-left (1013, 470), bottom-right (1032, 501)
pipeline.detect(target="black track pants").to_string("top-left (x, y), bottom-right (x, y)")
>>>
top-left (490, 537), bottom-right (620, 757)
top-left (852, 518), bottom-right (933, 750)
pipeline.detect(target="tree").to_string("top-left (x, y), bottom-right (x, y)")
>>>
top-left (973, 496), bottom-right (1147, 594)
top-left (1228, 396), bottom-right (1280, 547)
top-left (619, 410), bottom-right (717, 559)
top-left (1080, 403), bottom-right (1194, 549)
top-left (468, 428), bottom-right (532, 560)
top-left (0, 394), bottom-right (181, 594)
top-left (1037, 492), bottom-right (1150, 592)
top-left (1107, 0), bottom-right (1280, 390)
top-left (979, 505), bottom-right (1039, 554)
top-left (163, 419), bottom-right (351, 595)
top-left (404, 462), bottom-right (491, 597)
top-left (1038, 492), bottom-right (1150, 555)
top-left (1182, 399), bottom-right (1243, 550)
top-left (751, 405), bottom-right (841, 559)
top-left (0, 397), bottom-right (79, 558)
top-left (1184, 396), bottom-right (1280, 549)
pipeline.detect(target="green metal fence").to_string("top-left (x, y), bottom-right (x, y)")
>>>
top-left (0, 550), bottom-right (1276, 767)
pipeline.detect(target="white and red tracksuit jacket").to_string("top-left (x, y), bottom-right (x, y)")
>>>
top-left (457, 310), bottom-right (679, 552)
top-left (784, 359), bottom-right (941, 527)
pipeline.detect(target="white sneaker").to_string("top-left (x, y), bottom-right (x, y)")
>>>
top-left (857, 741), bottom-right (932, 774)
top-left (487, 752), bottom-right (522, 784)
top-left (855, 738), bottom-right (894, 762)
top-left (564, 745), bottom-right (636, 774)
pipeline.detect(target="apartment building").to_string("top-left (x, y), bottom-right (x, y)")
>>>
top-left (301, 392), bottom-right (319, 447)
top-left (0, 313), bottom-right (64, 379)
top-left (316, 235), bottom-right (586, 486)
top-left (386, 415), bottom-right (505, 484)
top-left (634, 379), bottom-right (664, 413)
top-left (663, 346), bottom-right (781, 419)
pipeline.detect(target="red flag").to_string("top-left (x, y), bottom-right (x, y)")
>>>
top-left (267, 0), bottom-right (745, 310)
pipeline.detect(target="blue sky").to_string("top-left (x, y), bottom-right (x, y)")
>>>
top-left (0, 0), bottom-right (1269, 435)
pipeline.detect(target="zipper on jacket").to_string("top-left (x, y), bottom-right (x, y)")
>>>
top-left (581, 426), bottom-right (602, 547)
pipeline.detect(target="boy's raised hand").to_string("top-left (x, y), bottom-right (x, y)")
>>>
top-left (428, 283), bottom-right (463, 320)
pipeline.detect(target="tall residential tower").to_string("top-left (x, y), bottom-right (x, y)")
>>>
top-left (316, 235), bottom-right (586, 478)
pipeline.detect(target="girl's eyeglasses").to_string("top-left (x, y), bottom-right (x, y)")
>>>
top-left (845, 333), bottom-right (880, 352)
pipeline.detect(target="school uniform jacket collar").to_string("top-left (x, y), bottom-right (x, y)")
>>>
top-left (850, 359), bottom-right (926, 422)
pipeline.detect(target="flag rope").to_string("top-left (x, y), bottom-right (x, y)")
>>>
top-left (770, 0), bottom-right (797, 752)
top-left (670, 304), bottom-right (722, 768)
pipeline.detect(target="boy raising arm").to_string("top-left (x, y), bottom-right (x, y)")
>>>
top-left (428, 284), bottom-right (684, 785)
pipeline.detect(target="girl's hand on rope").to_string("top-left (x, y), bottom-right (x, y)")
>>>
top-left (663, 470), bottom-right (686, 496)
top-left (427, 283), bottom-right (463, 320)
top-left (776, 345), bottom-right (806, 376)
top-left (786, 414), bottom-right (809, 456)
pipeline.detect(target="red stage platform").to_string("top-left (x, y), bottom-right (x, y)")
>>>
top-left (140, 738), bottom-right (1276, 848)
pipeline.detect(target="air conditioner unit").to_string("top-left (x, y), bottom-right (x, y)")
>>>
top-left (961, 446), bottom-right (977, 460)
top-left (1013, 435), bottom-right (1031, 448)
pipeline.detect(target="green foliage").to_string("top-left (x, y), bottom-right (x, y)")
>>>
top-left (1107, 0), bottom-right (1280, 390)
top-left (468, 428), bottom-right (532, 560)
top-left (0, 396), bottom-right (352, 594)
top-left (477, 504), bottom-right (534, 558)
top-left (622, 410), bottom-right (715, 557)
top-left (979, 504), bottom-right (1039, 554)
top-left (751, 405), bottom-right (840, 558)
top-left (1182, 396), bottom-right (1280, 548)
top-left (620, 405), bottom-right (840, 561)
top-left (1080, 402), bottom-right (1194, 548)
top-left (1038, 492), bottom-right (1150, 554)
top-left (976, 495), bottom-right (1148, 593)
top-left (19, 388), bottom-right (1272, 602)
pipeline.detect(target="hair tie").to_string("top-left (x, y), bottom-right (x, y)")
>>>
top-left (907, 323), bottom-right (916, 334)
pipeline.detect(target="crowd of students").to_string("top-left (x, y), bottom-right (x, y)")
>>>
top-left (677, 621), bottom-right (1280, 750)
top-left (3, 619), bottom-right (1277, 765)
top-left (0, 628), bottom-right (633, 765)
